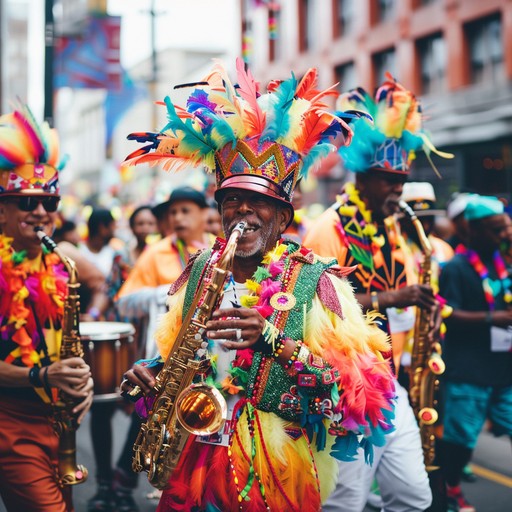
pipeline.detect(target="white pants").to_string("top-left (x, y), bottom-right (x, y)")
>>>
top-left (323, 382), bottom-right (432, 512)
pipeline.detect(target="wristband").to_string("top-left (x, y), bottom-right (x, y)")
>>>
top-left (371, 291), bottom-right (380, 311)
top-left (42, 367), bottom-right (52, 396)
top-left (28, 366), bottom-right (43, 387)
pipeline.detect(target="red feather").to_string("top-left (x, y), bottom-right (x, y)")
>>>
top-left (235, 57), bottom-right (266, 136)
top-left (294, 110), bottom-right (336, 154)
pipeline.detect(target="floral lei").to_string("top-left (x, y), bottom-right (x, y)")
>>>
top-left (0, 234), bottom-right (67, 366)
top-left (335, 182), bottom-right (398, 271)
top-left (209, 240), bottom-right (295, 396)
top-left (455, 244), bottom-right (512, 310)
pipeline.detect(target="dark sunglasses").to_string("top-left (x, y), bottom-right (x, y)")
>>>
top-left (11, 196), bottom-right (60, 213)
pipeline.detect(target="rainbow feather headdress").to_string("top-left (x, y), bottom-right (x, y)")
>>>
top-left (125, 58), bottom-right (356, 207)
top-left (336, 73), bottom-right (453, 176)
top-left (0, 104), bottom-right (65, 196)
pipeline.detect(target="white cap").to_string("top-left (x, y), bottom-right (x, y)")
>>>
top-left (401, 182), bottom-right (436, 202)
top-left (447, 193), bottom-right (472, 220)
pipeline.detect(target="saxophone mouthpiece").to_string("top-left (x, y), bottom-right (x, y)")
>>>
top-left (34, 226), bottom-right (58, 252)
top-left (398, 200), bottom-right (417, 221)
top-left (232, 221), bottom-right (247, 236)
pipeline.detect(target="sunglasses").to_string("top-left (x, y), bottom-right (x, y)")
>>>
top-left (10, 196), bottom-right (60, 213)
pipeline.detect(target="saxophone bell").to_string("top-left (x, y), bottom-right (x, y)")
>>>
top-left (175, 383), bottom-right (228, 435)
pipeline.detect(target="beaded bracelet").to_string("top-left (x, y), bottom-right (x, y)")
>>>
top-left (272, 337), bottom-right (286, 358)
top-left (28, 366), bottom-right (43, 387)
top-left (283, 340), bottom-right (303, 370)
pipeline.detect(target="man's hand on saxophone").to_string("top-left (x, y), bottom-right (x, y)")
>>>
top-left (205, 306), bottom-right (265, 350)
top-left (44, 357), bottom-right (94, 424)
top-left (120, 363), bottom-right (158, 397)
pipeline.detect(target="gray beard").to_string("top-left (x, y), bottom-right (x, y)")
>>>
top-left (227, 221), bottom-right (276, 259)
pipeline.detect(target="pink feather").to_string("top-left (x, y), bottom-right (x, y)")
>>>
top-left (235, 57), bottom-right (266, 136)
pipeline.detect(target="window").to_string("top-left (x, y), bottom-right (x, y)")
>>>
top-left (373, 48), bottom-right (396, 86)
top-left (417, 33), bottom-right (446, 95)
top-left (269, 7), bottom-right (282, 62)
top-left (333, 0), bottom-right (354, 38)
top-left (335, 62), bottom-right (357, 93)
top-left (414, 0), bottom-right (436, 7)
top-left (466, 14), bottom-right (504, 86)
top-left (377, 0), bottom-right (395, 23)
top-left (299, 0), bottom-right (317, 52)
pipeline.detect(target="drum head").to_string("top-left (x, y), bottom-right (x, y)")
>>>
top-left (80, 321), bottom-right (135, 341)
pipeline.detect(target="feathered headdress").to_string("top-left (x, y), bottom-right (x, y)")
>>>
top-left (0, 103), bottom-right (66, 195)
top-left (125, 58), bottom-right (357, 208)
top-left (336, 73), bottom-right (453, 177)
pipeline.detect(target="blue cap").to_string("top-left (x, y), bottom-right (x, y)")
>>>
top-left (464, 195), bottom-right (504, 221)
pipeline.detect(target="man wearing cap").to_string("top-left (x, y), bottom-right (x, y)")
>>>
top-left (304, 79), bottom-right (448, 511)
top-left (0, 105), bottom-right (93, 510)
top-left (439, 195), bottom-right (512, 512)
top-left (446, 192), bottom-right (472, 250)
top-left (119, 60), bottom-right (396, 512)
top-left (400, 181), bottom-right (454, 299)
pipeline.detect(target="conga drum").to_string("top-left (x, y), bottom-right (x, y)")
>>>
top-left (80, 322), bottom-right (136, 402)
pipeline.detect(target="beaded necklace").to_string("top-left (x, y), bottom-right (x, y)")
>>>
top-left (334, 182), bottom-right (391, 271)
top-left (456, 245), bottom-right (512, 310)
top-left (0, 234), bottom-right (67, 366)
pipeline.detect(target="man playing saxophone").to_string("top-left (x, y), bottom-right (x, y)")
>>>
top-left (304, 78), bottom-right (450, 512)
top-left (0, 104), bottom-right (93, 511)
top-left (120, 60), bottom-right (396, 512)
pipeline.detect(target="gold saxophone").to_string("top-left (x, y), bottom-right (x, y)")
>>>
top-left (130, 221), bottom-right (246, 490)
top-left (35, 228), bottom-right (89, 486)
top-left (398, 202), bottom-right (445, 469)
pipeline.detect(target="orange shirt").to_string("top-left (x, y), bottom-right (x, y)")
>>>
top-left (117, 235), bottom-right (212, 297)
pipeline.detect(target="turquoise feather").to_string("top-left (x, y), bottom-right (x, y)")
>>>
top-left (260, 74), bottom-right (297, 143)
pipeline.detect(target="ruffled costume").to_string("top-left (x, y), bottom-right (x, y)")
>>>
top-left (124, 59), bottom-right (396, 512)
top-left (148, 240), bottom-right (395, 511)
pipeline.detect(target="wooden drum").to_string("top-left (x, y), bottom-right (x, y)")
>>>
top-left (80, 322), bottom-right (136, 402)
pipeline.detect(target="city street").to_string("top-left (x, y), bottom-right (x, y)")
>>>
top-left (0, 407), bottom-right (510, 512)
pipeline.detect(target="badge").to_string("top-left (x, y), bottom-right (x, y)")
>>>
top-left (269, 292), bottom-right (296, 311)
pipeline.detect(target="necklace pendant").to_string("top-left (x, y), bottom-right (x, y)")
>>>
top-left (269, 292), bottom-right (296, 311)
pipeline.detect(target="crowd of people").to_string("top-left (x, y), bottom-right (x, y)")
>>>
top-left (0, 59), bottom-right (511, 512)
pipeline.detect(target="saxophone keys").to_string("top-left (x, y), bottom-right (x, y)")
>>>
top-left (428, 354), bottom-right (445, 375)
top-left (418, 407), bottom-right (438, 426)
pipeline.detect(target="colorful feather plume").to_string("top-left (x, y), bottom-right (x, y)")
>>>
top-left (337, 72), bottom-right (453, 175)
top-left (0, 103), bottom-right (65, 171)
top-left (124, 58), bottom-right (356, 182)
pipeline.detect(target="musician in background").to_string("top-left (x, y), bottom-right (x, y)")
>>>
top-left (305, 79), bottom-right (444, 512)
top-left (0, 104), bottom-right (93, 511)
top-left (120, 61), bottom-right (396, 512)
top-left (439, 195), bottom-right (512, 512)
top-left (398, 181), bottom-right (454, 372)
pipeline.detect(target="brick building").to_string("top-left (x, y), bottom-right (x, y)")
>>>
top-left (242, 0), bottom-right (512, 206)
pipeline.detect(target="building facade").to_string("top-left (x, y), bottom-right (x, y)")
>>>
top-left (242, 0), bottom-right (512, 206)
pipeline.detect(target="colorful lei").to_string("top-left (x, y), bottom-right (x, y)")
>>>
top-left (334, 182), bottom-right (392, 270)
top-left (456, 245), bottom-right (512, 310)
top-left (206, 241), bottom-right (293, 398)
top-left (0, 234), bottom-right (67, 366)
